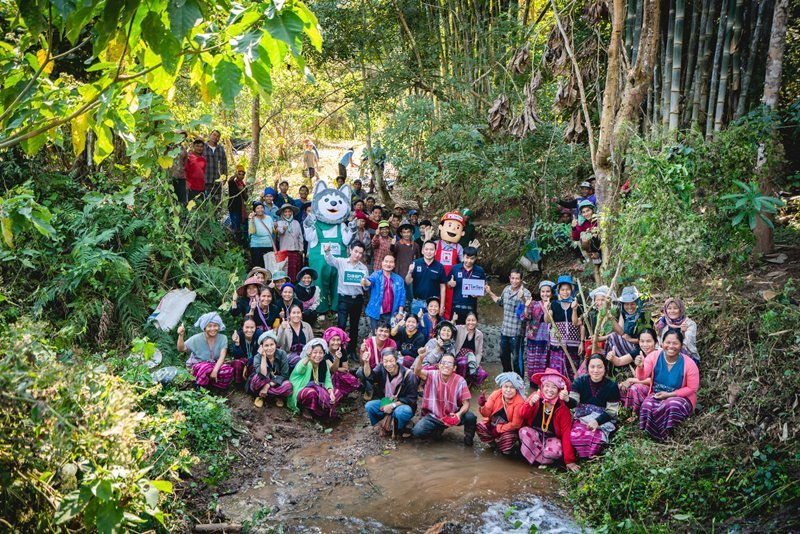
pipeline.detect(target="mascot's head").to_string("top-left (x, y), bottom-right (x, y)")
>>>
top-left (312, 180), bottom-right (352, 225)
top-left (439, 211), bottom-right (465, 244)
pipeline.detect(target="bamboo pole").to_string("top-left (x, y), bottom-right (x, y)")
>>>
top-left (661, 0), bottom-right (676, 127)
top-left (705, 0), bottom-right (730, 135)
top-left (668, 0), bottom-right (685, 130)
top-left (686, 0), bottom-right (710, 124)
top-left (692, 0), bottom-right (717, 124)
top-left (735, 0), bottom-right (770, 117)
top-left (713, 0), bottom-right (739, 132)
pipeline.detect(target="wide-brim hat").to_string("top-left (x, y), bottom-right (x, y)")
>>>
top-left (398, 223), bottom-right (415, 233)
top-left (531, 367), bottom-right (571, 391)
top-left (279, 203), bottom-right (299, 214)
top-left (247, 267), bottom-right (272, 281)
top-left (272, 270), bottom-right (289, 281)
top-left (618, 286), bottom-right (641, 303)
top-left (237, 276), bottom-right (263, 297)
top-left (297, 267), bottom-right (318, 281)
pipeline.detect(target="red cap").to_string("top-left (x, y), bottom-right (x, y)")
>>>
top-left (440, 211), bottom-right (465, 225)
top-left (354, 211), bottom-right (369, 220)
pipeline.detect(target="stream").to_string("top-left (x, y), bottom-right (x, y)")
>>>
top-left (215, 298), bottom-right (583, 532)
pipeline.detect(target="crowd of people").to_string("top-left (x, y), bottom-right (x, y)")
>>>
top-left (171, 134), bottom-right (700, 472)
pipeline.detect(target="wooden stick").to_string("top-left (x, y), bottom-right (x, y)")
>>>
top-left (542, 302), bottom-right (579, 377)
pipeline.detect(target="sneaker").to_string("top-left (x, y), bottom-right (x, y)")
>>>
top-left (464, 435), bottom-right (474, 447)
top-left (254, 397), bottom-right (264, 408)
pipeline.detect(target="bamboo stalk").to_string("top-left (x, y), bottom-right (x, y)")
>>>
top-left (668, 0), bottom-right (685, 130)
top-left (705, 0), bottom-right (730, 135)
top-left (681, 0), bottom-right (701, 97)
top-left (692, 0), bottom-right (717, 124)
top-left (686, 0), bottom-right (710, 124)
top-left (735, 0), bottom-right (769, 117)
top-left (713, 0), bottom-right (739, 132)
top-left (625, 0), bottom-right (637, 58)
top-left (661, 0), bottom-right (676, 126)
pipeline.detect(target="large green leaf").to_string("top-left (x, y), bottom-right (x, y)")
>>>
top-left (141, 11), bottom-right (182, 74)
top-left (246, 58), bottom-right (272, 95)
top-left (94, 0), bottom-right (126, 54)
top-left (168, 0), bottom-right (202, 41)
top-left (213, 59), bottom-right (242, 107)
top-left (15, 0), bottom-right (45, 36)
top-left (95, 501), bottom-right (124, 534)
top-left (293, 1), bottom-right (322, 52)
top-left (263, 10), bottom-right (304, 53)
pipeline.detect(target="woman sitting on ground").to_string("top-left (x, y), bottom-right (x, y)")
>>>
top-left (421, 321), bottom-right (457, 368)
top-left (617, 328), bottom-right (659, 412)
top-left (418, 297), bottom-right (442, 339)
top-left (637, 331), bottom-right (699, 442)
top-left (518, 368), bottom-right (578, 471)
top-left (277, 304), bottom-right (315, 368)
top-left (230, 277), bottom-right (263, 319)
top-left (251, 286), bottom-right (280, 331)
top-left (295, 267), bottom-right (321, 325)
top-left (276, 283), bottom-right (303, 320)
top-left (476, 372), bottom-right (526, 454)
top-left (247, 331), bottom-right (292, 407)
top-left (519, 280), bottom-right (556, 387)
top-left (605, 286), bottom-right (651, 369)
top-left (567, 355), bottom-right (620, 459)
top-left (453, 312), bottom-right (488, 386)
top-left (655, 297), bottom-right (699, 364)
top-left (361, 321), bottom-right (397, 369)
top-left (177, 312), bottom-right (233, 390)
top-left (359, 347), bottom-right (418, 438)
top-left (391, 313), bottom-right (426, 368)
top-left (229, 317), bottom-right (262, 385)
top-left (322, 327), bottom-right (361, 400)
top-left (288, 338), bottom-right (340, 420)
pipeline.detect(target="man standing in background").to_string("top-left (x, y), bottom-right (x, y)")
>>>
top-left (204, 129), bottom-right (228, 202)
top-left (338, 146), bottom-right (358, 178)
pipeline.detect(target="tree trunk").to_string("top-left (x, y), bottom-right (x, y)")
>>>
top-left (595, 0), bottom-right (661, 209)
top-left (669, 0), bottom-right (685, 130)
top-left (705, 0), bottom-right (729, 135)
top-left (692, 0), bottom-right (717, 124)
top-left (713, 0), bottom-right (739, 132)
top-left (736, 0), bottom-right (769, 117)
top-left (754, 0), bottom-right (789, 255)
top-left (248, 94), bottom-right (260, 182)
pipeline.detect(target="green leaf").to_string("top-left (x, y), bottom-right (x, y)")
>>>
top-left (150, 480), bottom-right (173, 494)
top-left (54, 491), bottom-right (86, 525)
top-left (293, 1), bottom-right (322, 51)
top-left (50, 0), bottom-right (78, 21)
top-left (15, 0), bottom-right (45, 35)
top-left (95, 0), bottom-right (126, 53)
top-left (168, 0), bottom-right (203, 41)
top-left (264, 10), bottom-right (304, 54)
top-left (144, 485), bottom-right (160, 509)
top-left (731, 212), bottom-right (745, 226)
top-left (214, 59), bottom-right (243, 107)
top-left (95, 479), bottom-right (113, 502)
top-left (247, 58), bottom-right (273, 94)
top-left (94, 124), bottom-right (114, 164)
top-left (757, 213), bottom-right (775, 229)
top-left (96, 501), bottom-right (124, 533)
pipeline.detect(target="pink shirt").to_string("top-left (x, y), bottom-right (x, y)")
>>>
top-left (421, 370), bottom-right (471, 419)
top-left (381, 273), bottom-right (394, 314)
top-left (635, 350), bottom-right (700, 410)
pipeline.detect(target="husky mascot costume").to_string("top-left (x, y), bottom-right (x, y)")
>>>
top-left (304, 180), bottom-right (354, 314)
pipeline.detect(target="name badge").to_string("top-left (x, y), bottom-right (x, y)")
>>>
top-left (343, 270), bottom-right (364, 285)
top-left (439, 249), bottom-right (454, 265)
top-left (328, 243), bottom-right (342, 256)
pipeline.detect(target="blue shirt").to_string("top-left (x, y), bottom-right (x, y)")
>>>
top-left (410, 258), bottom-right (447, 301)
top-left (449, 263), bottom-right (487, 306)
top-left (340, 150), bottom-right (354, 166)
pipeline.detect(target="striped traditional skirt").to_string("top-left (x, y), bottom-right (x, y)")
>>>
top-left (619, 383), bottom-right (649, 413)
top-left (246, 374), bottom-right (293, 397)
top-left (606, 333), bottom-right (638, 357)
top-left (455, 347), bottom-right (489, 386)
top-left (285, 250), bottom-right (303, 284)
top-left (230, 358), bottom-right (249, 385)
top-left (526, 322), bottom-right (551, 382)
top-left (331, 370), bottom-right (361, 397)
top-left (519, 427), bottom-right (563, 465)
top-left (570, 404), bottom-right (613, 458)
top-left (191, 361), bottom-right (234, 389)
top-left (639, 395), bottom-right (692, 441)
top-left (297, 383), bottom-right (338, 419)
top-left (287, 343), bottom-right (304, 370)
top-left (476, 421), bottom-right (518, 454)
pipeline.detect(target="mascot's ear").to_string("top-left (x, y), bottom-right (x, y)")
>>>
top-left (313, 180), bottom-right (328, 198)
top-left (339, 184), bottom-right (352, 200)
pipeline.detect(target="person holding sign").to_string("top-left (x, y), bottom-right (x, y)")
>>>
top-left (325, 241), bottom-right (369, 357)
top-left (447, 246), bottom-right (486, 324)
